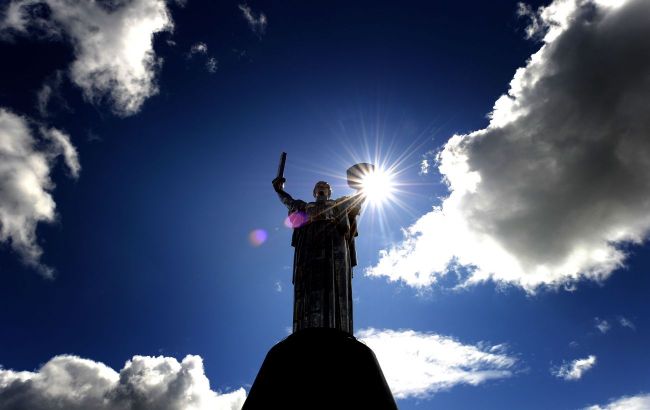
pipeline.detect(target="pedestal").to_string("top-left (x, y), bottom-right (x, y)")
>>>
top-left (242, 328), bottom-right (398, 409)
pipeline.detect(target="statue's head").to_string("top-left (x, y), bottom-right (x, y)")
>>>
top-left (313, 181), bottom-right (332, 201)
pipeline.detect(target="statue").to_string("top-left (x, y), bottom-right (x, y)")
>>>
top-left (242, 155), bottom-right (397, 409)
top-left (272, 153), bottom-right (371, 335)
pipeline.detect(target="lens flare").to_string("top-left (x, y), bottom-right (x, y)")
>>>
top-left (361, 168), bottom-right (395, 205)
top-left (284, 211), bottom-right (308, 229)
top-left (249, 229), bottom-right (268, 246)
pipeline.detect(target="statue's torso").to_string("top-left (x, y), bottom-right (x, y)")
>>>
top-left (304, 199), bottom-right (337, 223)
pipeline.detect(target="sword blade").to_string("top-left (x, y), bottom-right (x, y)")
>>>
top-left (277, 152), bottom-right (287, 179)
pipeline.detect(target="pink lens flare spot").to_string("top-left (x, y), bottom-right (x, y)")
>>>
top-left (249, 229), bottom-right (268, 246)
top-left (285, 211), bottom-right (308, 228)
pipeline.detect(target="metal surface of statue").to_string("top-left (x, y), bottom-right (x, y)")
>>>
top-left (272, 153), bottom-right (368, 335)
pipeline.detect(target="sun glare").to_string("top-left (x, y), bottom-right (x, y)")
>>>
top-left (361, 168), bottom-right (395, 205)
top-left (304, 116), bottom-right (429, 234)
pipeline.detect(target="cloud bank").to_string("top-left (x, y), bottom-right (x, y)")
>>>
top-left (1, 0), bottom-right (173, 116)
top-left (367, 0), bottom-right (650, 292)
top-left (0, 108), bottom-right (79, 276)
top-left (551, 355), bottom-right (596, 381)
top-left (0, 354), bottom-right (246, 410)
top-left (357, 328), bottom-right (517, 399)
top-left (585, 393), bottom-right (650, 410)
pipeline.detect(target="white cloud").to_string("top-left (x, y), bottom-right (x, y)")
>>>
top-left (618, 316), bottom-right (635, 330)
top-left (36, 70), bottom-right (66, 118)
top-left (187, 42), bottom-right (217, 73)
top-left (594, 315), bottom-right (636, 333)
top-left (0, 108), bottom-right (78, 276)
top-left (356, 328), bottom-right (517, 399)
top-left (1, 0), bottom-right (174, 116)
top-left (517, 2), bottom-right (543, 40)
top-left (419, 159), bottom-right (430, 175)
top-left (206, 57), bottom-right (218, 73)
top-left (551, 355), bottom-right (596, 381)
top-left (238, 4), bottom-right (267, 37)
top-left (585, 393), bottom-right (650, 410)
top-left (595, 318), bottom-right (611, 334)
top-left (0, 354), bottom-right (246, 410)
top-left (367, 0), bottom-right (650, 292)
top-left (189, 41), bottom-right (208, 55)
top-left (43, 127), bottom-right (80, 178)
top-left (0, 1), bottom-right (30, 33)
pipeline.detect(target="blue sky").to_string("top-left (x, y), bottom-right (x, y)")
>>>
top-left (0, 0), bottom-right (649, 409)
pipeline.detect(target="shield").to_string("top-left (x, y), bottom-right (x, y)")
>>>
top-left (346, 163), bottom-right (375, 190)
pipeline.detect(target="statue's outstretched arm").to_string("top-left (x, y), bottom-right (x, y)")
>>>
top-left (341, 191), bottom-right (365, 217)
top-left (272, 177), bottom-right (299, 211)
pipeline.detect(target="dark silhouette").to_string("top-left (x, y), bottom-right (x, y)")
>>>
top-left (242, 156), bottom-right (397, 409)
top-left (243, 328), bottom-right (397, 409)
top-left (272, 173), bottom-right (363, 334)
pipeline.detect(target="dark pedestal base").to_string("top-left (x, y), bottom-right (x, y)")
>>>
top-left (243, 328), bottom-right (398, 409)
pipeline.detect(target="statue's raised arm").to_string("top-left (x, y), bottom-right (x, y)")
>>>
top-left (272, 175), bottom-right (293, 206)
top-left (272, 152), bottom-right (306, 213)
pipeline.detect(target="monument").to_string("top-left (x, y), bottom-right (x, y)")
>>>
top-left (242, 153), bottom-right (397, 409)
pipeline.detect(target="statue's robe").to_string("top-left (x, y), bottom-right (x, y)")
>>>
top-left (278, 193), bottom-right (362, 334)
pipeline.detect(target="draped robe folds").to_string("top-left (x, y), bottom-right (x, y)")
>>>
top-left (277, 191), bottom-right (362, 335)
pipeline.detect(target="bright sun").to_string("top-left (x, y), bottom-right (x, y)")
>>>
top-left (360, 168), bottom-right (395, 204)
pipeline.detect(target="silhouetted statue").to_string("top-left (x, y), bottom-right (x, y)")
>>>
top-left (272, 158), bottom-right (366, 335)
top-left (243, 157), bottom-right (397, 409)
